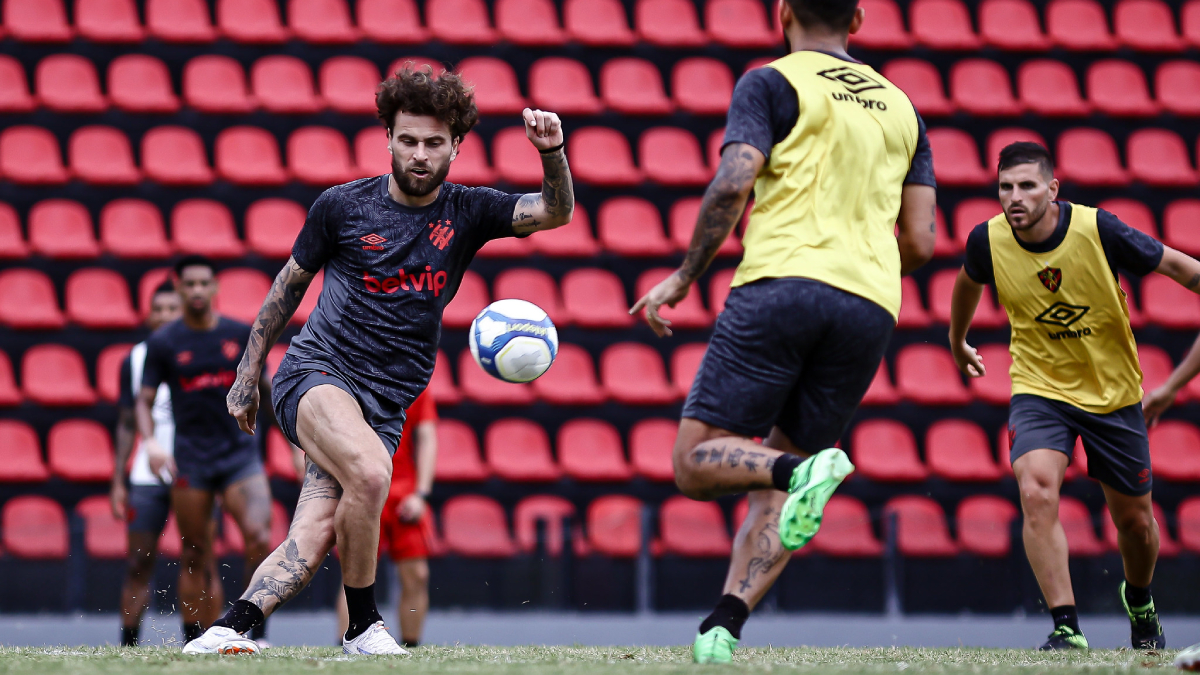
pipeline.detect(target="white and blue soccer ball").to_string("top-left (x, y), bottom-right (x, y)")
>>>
top-left (469, 299), bottom-right (558, 383)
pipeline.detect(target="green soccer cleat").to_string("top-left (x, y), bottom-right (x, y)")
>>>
top-left (778, 448), bottom-right (855, 551)
top-left (693, 626), bottom-right (738, 664)
top-left (1120, 581), bottom-right (1165, 649)
top-left (1039, 625), bottom-right (1089, 650)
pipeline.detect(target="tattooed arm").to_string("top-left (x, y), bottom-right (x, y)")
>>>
top-left (512, 107), bottom-right (574, 234)
top-left (228, 257), bottom-right (316, 435)
top-left (630, 142), bottom-right (763, 337)
top-left (896, 184), bottom-right (937, 276)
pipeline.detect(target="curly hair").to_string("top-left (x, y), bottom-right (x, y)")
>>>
top-left (376, 65), bottom-right (480, 141)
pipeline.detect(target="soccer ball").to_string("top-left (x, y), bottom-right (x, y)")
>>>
top-left (468, 299), bottom-right (558, 383)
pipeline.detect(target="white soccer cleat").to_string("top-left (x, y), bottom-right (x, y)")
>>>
top-left (1176, 642), bottom-right (1200, 671)
top-left (181, 626), bottom-right (261, 655)
top-left (342, 621), bottom-right (410, 655)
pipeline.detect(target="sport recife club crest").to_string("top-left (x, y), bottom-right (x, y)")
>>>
top-left (1038, 266), bottom-right (1062, 293)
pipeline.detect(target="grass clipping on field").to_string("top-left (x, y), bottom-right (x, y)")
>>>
top-left (0, 646), bottom-right (1177, 674)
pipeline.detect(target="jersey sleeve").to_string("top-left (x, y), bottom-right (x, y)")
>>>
top-left (140, 334), bottom-right (169, 391)
top-left (904, 112), bottom-right (937, 188)
top-left (465, 186), bottom-right (523, 242)
top-left (117, 354), bottom-right (134, 409)
top-left (963, 223), bottom-right (995, 285)
top-left (1096, 209), bottom-right (1164, 277)
top-left (292, 188), bottom-right (340, 273)
top-left (721, 67), bottom-right (799, 162)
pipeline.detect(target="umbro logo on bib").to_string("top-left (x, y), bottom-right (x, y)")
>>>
top-left (1037, 266), bottom-right (1062, 292)
top-left (817, 67), bottom-right (885, 95)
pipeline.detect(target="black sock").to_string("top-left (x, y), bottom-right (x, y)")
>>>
top-left (402, 640), bottom-right (419, 648)
top-left (344, 584), bottom-right (384, 641)
top-left (251, 619), bottom-right (267, 641)
top-left (1124, 582), bottom-right (1153, 608)
top-left (213, 599), bottom-right (265, 635)
top-left (698, 594), bottom-right (750, 640)
top-left (771, 454), bottom-right (804, 492)
top-left (121, 625), bottom-right (139, 647)
top-left (182, 621), bottom-right (204, 642)
top-left (1051, 605), bottom-right (1080, 633)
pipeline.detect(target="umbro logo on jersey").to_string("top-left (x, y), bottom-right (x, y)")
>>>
top-left (818, 66), bottom-right (885, 95)
top-left (1036, 302), bottom-right (1090, 327)
top-left (1038, 266), bottom-right (1062, 292)
top-left (361, 233), bottom-right (387, 251)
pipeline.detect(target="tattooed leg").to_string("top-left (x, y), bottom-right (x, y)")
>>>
top-left (672, 418), bottom-right (804, 501)
top-left (723, 489), bottom-right (792, 609)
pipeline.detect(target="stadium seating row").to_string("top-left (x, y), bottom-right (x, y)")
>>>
top-left (1, 0), bottom-right (781, 49)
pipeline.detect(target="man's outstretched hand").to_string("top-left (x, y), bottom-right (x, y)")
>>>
top-left (523, 108), bottom-right (564, 151)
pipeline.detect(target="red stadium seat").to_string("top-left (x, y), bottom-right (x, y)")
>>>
top-left (1157, 61), bottom-right (1200, 115)
top-left (485, 419), bottom-right (561, 482)
top-left (147, 0), bottom-right (217, 42)
top-left (493, 268), bottom-right (566, 326)
top-left (640, 128), bottom-right (710, 187)
top-left (137, 268), bottom-right (171, 318)
top-left (1127, 129), bottom-right (1198, 187)
top-left (1138, 344), bottom-right (1174, 397)
top-left (1143, 273), bottom-right (1200, 328)
top-left (47, 419), bottom-right (114, 482)
top-left (531, 206), bottom-right (600, 257)
top-left (290, 0), bottom-right (359, 43)
top-left (954, 200), bottom-right (999, 252)
top-left (214, 268), bottom-right (270, 323)
top-left (217, 0), bottom-right (289, 43)
top-left (0, 203), bottom-right (26, 259)
top-left (172, 199), bottom-right (245, 258)
top-left (1121, 275), bottom-right (1148, 330)
top-left (896, 277), bottom-right (931, 329)
top-left (559, 419), bottom-right (632, 481)
top-left (77, 496), bottom-right (125, 559)
top-left (108, 55), bottom-right (180, 114)
top-left (1164, 200), bottom-right (1200, 256)
top-left (1088, 60), bottom-right (1160, 116)
top-left (435, 419), bottom-right (489, 481)
top-left (950, 60), bottom-right (1021, 116)
top-left (3, 497), bottom-right (67, 559)
top-left (442, 270), bottom-right (488, 329)
top-left (672, 58), bottom-right (733, 116)
top-left (670, 343), bottom-right (706, 399)
top-left (288, 127), bottom-right (356, 186)
top-left (426, 0), bottom-right (497, 44)
top-left (597, 197), bottom-right (674, 256)
top-left (246, 198), bottom-right (306, 258)
top-left (0, 421), bottom-right (49, 481)
top-left (69, 126), bottom-right (140, 186)
top-left (265, 428), bottom-right (298, 481)
top-left (601, 343), bottom-right (676, 405)
top-left (1101, 503), bottom-right (1179, 556)
top-left (496, 0), bottom-right (566, 45)
top-left (629, 419), bottom-right (675, 482)
top-left (927, 129), bottom-right (989, 186)
top-left (635, 268), bottom-right (711, 329)
top-left (587, 495), bottom-right (643, 557)
top-left (0, 56), bottom-right (34, 113)
top-left (1047, 0), bottom-right (1117, 49)
top-left (860, 362), bottom-right (900, 406)
top-left (290, 270), bottom-right (323, 326)
top-left (635, 0), bottom-right (706, 46)
top-left (670, 198), bottom-right (741, 256)
top-left (458, 57), bottom-right (526, 115)
top-left (1059, 496), bottom-right (1104, 555)
top-left (532, 343), bottom-right (605, 405)
top-left (319, 57), bottom-right (381, 115)
top-left (564, 0), bottom-right (635, 45)
top-left (183, 56), bottom-right (254, 113)
top-left (353, 126), bottom-right (389, 179)
top-left (657, 497), bottom-right (730, 557)
top-left (1058, 128), bottom-right (1129, 186)
top-left (928, 268), bottom-right (1007, 329)
top-left (141, 126), bottom-right (214, 186)
top-left (849, 0), bottom-right (911, 48)
top-left (265, 343), bottom-right (287, 380)
top-left (884, 496), bottom-right (958, 557)
top-left (927, 419), bottom-right (1003, 481)
top-left (811, 496), bottom-right (884, 557)
top-left (251, 56), bottom-right (321, 114)
top-left (706, 268), bottom-right (737, 316)
top-left (1098, 198), bottom-right (1158, 238)
top-left (66, 268), bottom-right (139, 329)
top-left (491, 127), bottom-right (543, 186)
top-left (514, 496), bottom-right (578, 556)
top-left (216, 126), bottom-right (287, 186)
top-left (957, 496), bottom-right (1019, 556)
top-left (0, 269), bottom-right (65, 329)
top-left (979, 0), bottom-right (1050, 49)
top-left (600, 58), bottom-right (673, 116)
top-left (896, 344), bottom-right (972, 405)
top-left (987, 128), bottom-right (1048, 170)
top-left (881, 59), bottom-right (953, 117)
top-left (358, 0), bottom-right (428, 43)
top-left (852, 419), bottom-right (929, 482)
top-left (457, 349), bottom-right (536, 405)
top-left (22, 345), bottom-right (96, 406)
top-left (0, 350), bottom-right (22, 406)
top-left (77, 0), bottom-right (144, 42)
top-left (442, 496), bottom-right (517, 557)
top-left (529, 58), bottom-right (602, 116)
top-left (909, 0), bottom-right (981, 49)
top-left (1179, 498), bottom-right (1200, 552)
top-left (477, 231), bottom-right (535, 258)
top-left (561, 268), bottom-right (633, 328)
top-left (969, 344), bottom-right (1012, 405)
top-left (28, 200), bottom-right (101, 259)
top-left (1018, 61), bottom-right (1090, 117)
top-left (0, 126), bottom-right (69, 185)
top-left (1187, 0), bottom-right (1200, 46)
top-left (707, 0), bottom-right (778, 48)
top-left (4, 0), bottom-right (73, 41)
top-left (1149, 420), bottom-right (1200, 480)
top-left (1115, 0), bottom-right (1184, 51)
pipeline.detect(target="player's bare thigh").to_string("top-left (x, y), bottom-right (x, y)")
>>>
top-left (294, 384), bottom-right (392, 487)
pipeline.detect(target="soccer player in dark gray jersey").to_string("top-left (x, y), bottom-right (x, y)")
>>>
top-left (184, 66), bottom-right (576, 655)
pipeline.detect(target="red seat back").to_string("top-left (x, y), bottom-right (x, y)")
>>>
top-left (558, 419), bottom-right (631, 481)
top-left (22, 345), bottom-right (96, 406)
top-left (956, 496), bottom-right (1018, 556)
top-left (442, 495), bottom-right (517, 557)
top-left (657, 497), bottom-right (731, 557)
top-left (0, 420), bottom-right (50, 481)
top-left (48, 419), bottom-right (115, 482)
top-left (3, 496), bottom-right (68, 558)
top-left (485, 419), bottom-right (561, 481)
top-left (885, 495), bottom-right (958, 556)
top-left (434, 419), bottom-right (489, 481)
top-left (587, 495), bottom-right (643, 557)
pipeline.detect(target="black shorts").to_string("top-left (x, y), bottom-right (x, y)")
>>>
top-left (126, 484), bottom-right (171, 534)
top-left (272, 354), bottom-right (406, 456)
top-left (1008, 393), bottom-right (1152, 496)
top-left (175, 450), bottom-right (264, 493)
top-left (682, 277), bottom-right (894, 452)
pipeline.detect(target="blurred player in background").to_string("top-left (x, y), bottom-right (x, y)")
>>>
top-left (336, 389), bottom-right (438, 647)
top-left (632, 0), bottom-right (937, 662)
top-left (948, 142), bottom-right (1200, 649)
top-left (185, 65), bottom-right (574, 655)
top-left (136, 256), bottom-right (275, 646)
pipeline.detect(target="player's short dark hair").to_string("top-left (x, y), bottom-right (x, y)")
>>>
top-left (376, 65), bottom-right (479, 142)
top-left (173, 254), bottom-right (215, 278)
top-left (998, 141), bottom-right (1055, 177)
top-left (153, 281), bottom-right (177, 296)
top-left (785, 0), bottom-right (860, 31)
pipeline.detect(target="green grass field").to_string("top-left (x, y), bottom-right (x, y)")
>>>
top-left (0, 646), bottom-right (1179, 674)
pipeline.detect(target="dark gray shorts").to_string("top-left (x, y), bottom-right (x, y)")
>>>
top-left (175, 454), bottom-right (264, 493)
top-left (127, 484), bottom-right (171, 534)
top-left (682, 277), bottom-right (894, 452)
top-left (1008, 393), bottom-right (1152, 496)
top-left (272, 355), bottom-right (405, 456)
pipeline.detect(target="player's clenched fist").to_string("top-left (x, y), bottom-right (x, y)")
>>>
top-left (523, 108), bottom-right (564, 151)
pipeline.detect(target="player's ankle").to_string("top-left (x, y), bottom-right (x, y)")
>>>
top-left (182, 621), bottom-right (204, 642)
top-left (699, 594), bottom-right (750, 640)
top-left (344, 584), bottom-right (384, 641)
top-left (213, 599), bottom-right (265, 635)
top-left (1050, 604), bottom-right (1080, 633)
top-left (121, 625), bottom-right (139, 647)
top-left (770, 455), bottom-right (803, 491)
top-left (1124, 582), bottom-right (1152, 608)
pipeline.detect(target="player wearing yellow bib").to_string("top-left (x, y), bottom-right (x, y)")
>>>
top-left (950, 142), bottom-right (1200, 651)
top-left (632, 0), bottom-right (937, 662)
